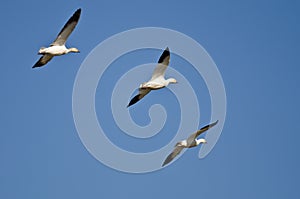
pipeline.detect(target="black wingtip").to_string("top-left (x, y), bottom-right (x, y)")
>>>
top-left (32, 58), bottom-right (46, 68)
top-left (198, 120), bottom-right (219, 132)
top-left (162, 161), bottom-right (169, 167)
top-left (212, 120), bottom-right (219, 126)
top-left (32, 63), bottom-right (42, 68)
top-left (73, 8), bottom-right (81, 20)
top-left (75, 8), bottom-right (81, 15)
top-left (158, 47), bottom-right (170, 63)
top-left (67, 8), bottom-right (81, 23)
top-left (127, 94), bottom-right (140, 108)
top-left (162, 161), bottom-right (167, 167)
top-left (162, 157), bottom-right (171, 167)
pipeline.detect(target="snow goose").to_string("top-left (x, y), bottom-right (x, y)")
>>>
top-left (33, 8), bottom-right (81, 68)
top-left (162, 120), bottom-right (219, 167)
top-left (127, 47), bottom-right (177, 107)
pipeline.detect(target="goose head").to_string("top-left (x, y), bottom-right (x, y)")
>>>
top-left (196, 138), bottom-right (207, 145)
top-left (68, 47), bottom-right (80, 53)
top-left (166, 78), bottom-right (177, 85)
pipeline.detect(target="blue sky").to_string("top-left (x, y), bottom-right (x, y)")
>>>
top-left (1, 0), bottom-right (300, 198)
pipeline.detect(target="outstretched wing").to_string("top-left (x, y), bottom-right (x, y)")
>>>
top-left (162, 146), bottom-right (184, 167)
top-left (32, 54), bottom-right (54, 68)
top-left (187, 120), bottom-right (219, 143)
top-left (150, 47), bottom-right (170, 81)
top-left (127, 88), bottom-right (151, 107)
top-left (51, 8), bottom-right (81, 46)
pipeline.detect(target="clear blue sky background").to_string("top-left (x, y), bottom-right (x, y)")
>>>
top-left (1, 0), bottom-right (299, 198)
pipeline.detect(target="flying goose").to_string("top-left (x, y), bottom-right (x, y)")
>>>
top-left (127, 47), bottom-right (177, 107)
top-left (33, 8), bottom-right (81, 68)
top-left (162, 120), bottom-right (219, 167)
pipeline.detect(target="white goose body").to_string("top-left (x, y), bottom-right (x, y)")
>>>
top-left (38, 45), bottom-right (79, 56)
top-left (140, 77), bottom-right (176, 90)
top-left (177, 138), bottom-right (206, 148)
top-left (39, 45), bottom-right (68, 55)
